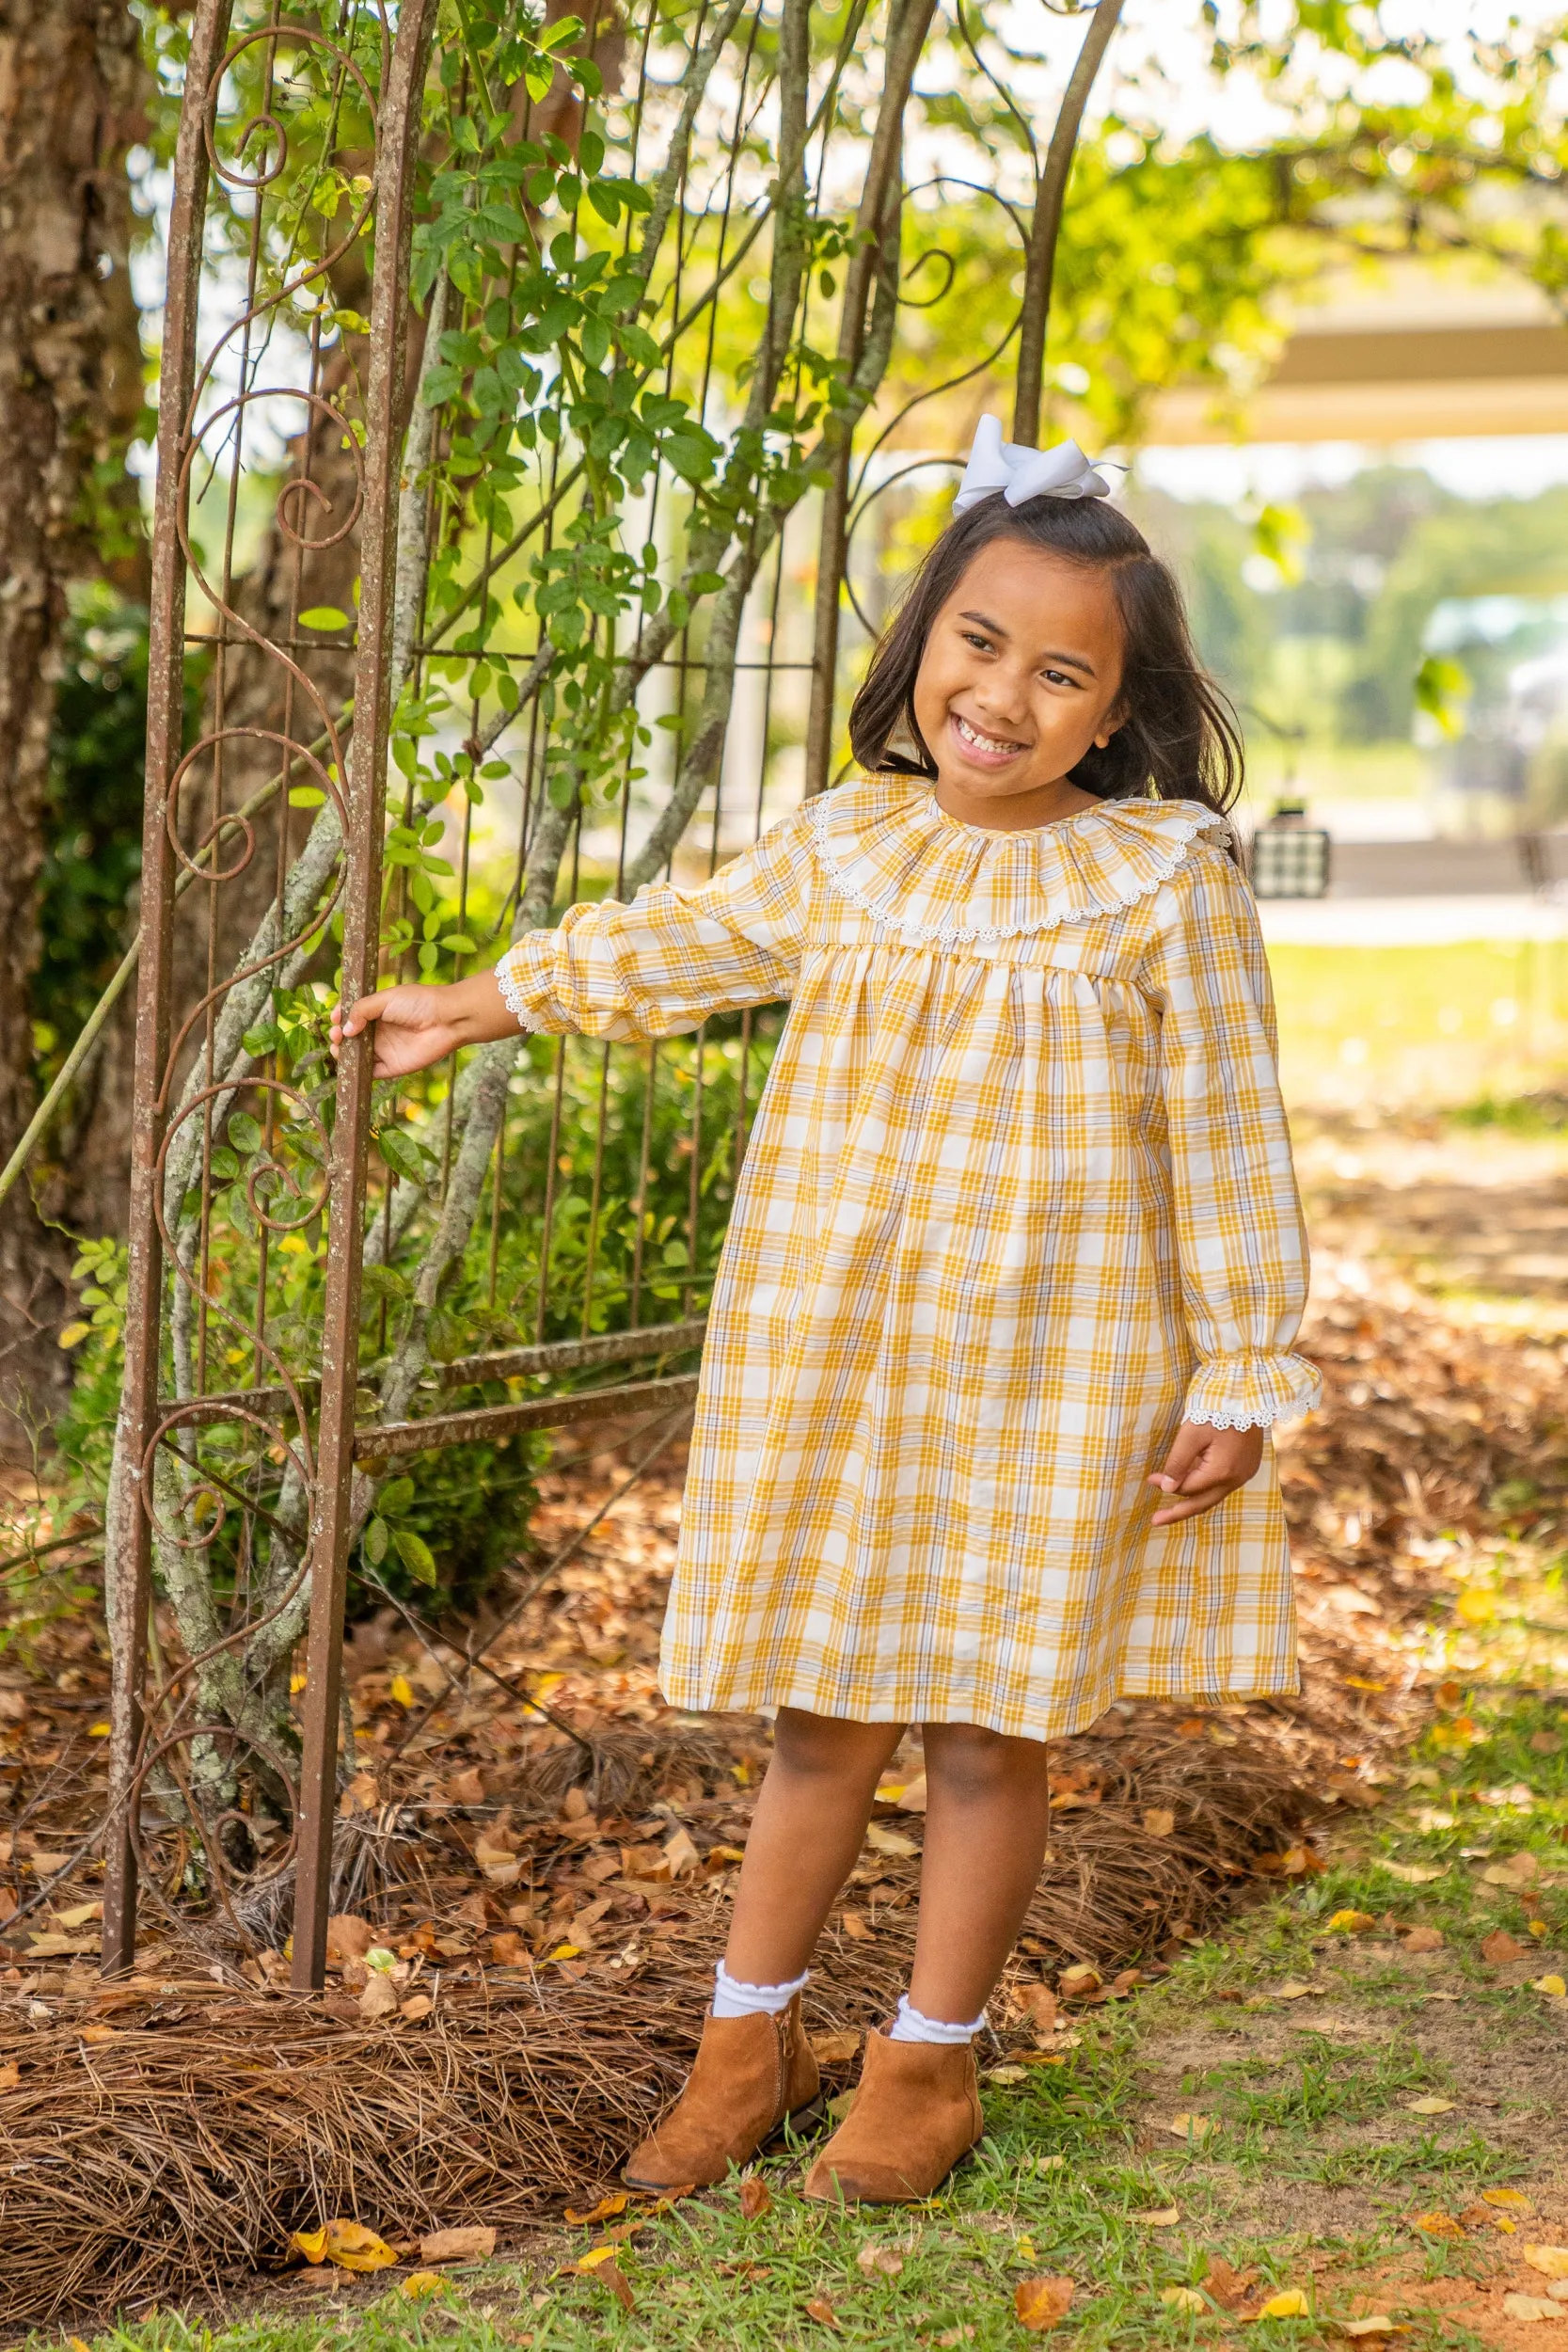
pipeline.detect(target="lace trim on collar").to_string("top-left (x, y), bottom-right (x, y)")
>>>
top-left (807, 787), bottom-right (1220, 947)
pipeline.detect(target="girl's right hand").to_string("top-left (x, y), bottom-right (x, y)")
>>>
top-left (330, 982), bottom-right (468, 1079)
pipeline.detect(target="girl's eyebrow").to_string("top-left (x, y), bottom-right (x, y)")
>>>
top-left (957, 611), bottom-right (1097, 679)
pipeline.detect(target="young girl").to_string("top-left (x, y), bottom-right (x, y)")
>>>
top-left (333, 417), bottom-right (1319, 2205)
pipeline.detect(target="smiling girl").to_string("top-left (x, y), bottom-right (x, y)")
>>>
top-left (333, 419), bottom-right (1319, 2204)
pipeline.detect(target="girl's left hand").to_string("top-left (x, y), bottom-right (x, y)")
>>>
top-left (1148, 1422), bottom-right (1264, 1525)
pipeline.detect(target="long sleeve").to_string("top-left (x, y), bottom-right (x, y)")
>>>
top-left (1138, 846), bottom-right (1321, 1430)
top-left (495, 804), bottom-right (814, 1041)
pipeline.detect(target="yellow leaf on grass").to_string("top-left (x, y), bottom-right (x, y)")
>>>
top-left (1276, 1980), bottom-right (1316, 1999)
top-left (740, 2178), bottom-right (772, 2221)
top-left (564, 2193), bottom-right (629, 2227)
top-left (1532, 1975), bottom-right (1567, 1997)
top-left (1335, 2317), bottom-right (1403, 2338)
top-left (400, 2273), bottom-right (446, 2301)
top-left (1162, 2288), bottom-right (1208, 2312)
top-left (1411, 2211), bottom-right (1465, 2241)
top-left (1455, 1588), bottom-right (1495, 1627)
top-left (805, 2295), bottom-right (840, 2327)
top-left (1328, 1910), bottom-right (1377, 1935)
top-left (1132, 2207), bottom-right (1180, 2228)
top-left (1525, 2249), bottom-right (1568, 2280)
top-left (856, 2242), bottom-right (904, 2278)
top-left (1404, 2096), bottom-right (1455, 2115)
top-left (1167, 2113), bottom-right (1219, 2142)
top-left (1255, 2289), bottom-right (1311, 2319)
top-left (1482, 2189), bottom-right (1534, 2215)
top-left (291, 2219), bottom-right (399, 2273)
top-left (1380, 1862), bottom-right (1445, 1885)
top-left (1014, 2276), bottom-right (1075, 2330)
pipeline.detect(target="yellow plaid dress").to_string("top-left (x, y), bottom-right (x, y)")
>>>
top-left (496, 774), bottom-right (1319, 1740)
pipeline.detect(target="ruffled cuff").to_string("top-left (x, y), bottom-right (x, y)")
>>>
top-left (495, 947), bottom-right (548, 1034)
top-left (1182, 1350), bottom-right (1322, 1432)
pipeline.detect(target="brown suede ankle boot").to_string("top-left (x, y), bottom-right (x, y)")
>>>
top-left (801, 2026), bottom-right (983, 2203)
top-left (622, 1994), bottom-right (822, 2190)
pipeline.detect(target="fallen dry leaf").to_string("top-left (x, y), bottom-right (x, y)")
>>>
top-left (1058, 1963), bottom-right (1101, 1999)
top-left (810, 2029), bottom-right (862, 2067)
top-left (662, 1825), bottom-right (699, 1879)
top-left (1275, 1979), bottom-right (1316, 1999)
top-left (1410, 2211), bottom-right (1465, 2241)
top-left (934, 2331), bottom-right (974, 2347)
top-left (1142, 1806), bottom-right (1176, 1838)
top-left (597, 2259), bottom-right (635, 2314)
top-left (1132, 2207), bottom-right (1180, 2228)
top-left (1532, 1974), bottom-right (1567, 1997)
top-left (446, 1767), bottom-right (485, 1805)
top-left (1503, 2296), bottom-right (1567, 2325)
top-left (358, 1973), bottom-right (399, 2021)
top-left (739, 2177), bottom-right (772, 2221)
top-left (79, 2025), bottom-right (118, 2045)
top-left (1484, 1853), bottom-right (1540, 1889)
top-left (1162, 2288), bottom-right (1208, 2313)
top-left (325, 1915), bottom-right (374, 1963)
top-left (856, 2242), bottom-right (904, 2278)
top-left (1166, 2112), bottom-right (1219, 2142)
top-left (420, 2226), bottom-right (496, 2263)
top-left (1327, 1910), bottom-right (1377, 1935)
top-left (400, 2272), bottom-right (445, 2301)
top-left (399, 1994), bottom-right (434, 2023)
top-left (1401, 1927), bottom-right (1445, 1953)
top-left (1481, 1929), bottom-right (1529, 1964)
top-left (0, 2060), bottom-right (20, 2090)
top-left (291, 2219), bottom-right (400, 2273)
top-left (1017, 1983), bottom-right (1058, 2039)
top-left (1483, 2190), bottom-right (1535, 2215)
top-left (565, 2193), bottom-right (629, 2227)
top-left (1334, 2317), bottom-right (1402, 2338)
top-left (1525, 2249), bottom-right (1568, 2280)
top-left (55, 1900), bottom-right (103, 1929)
top-left (1254, 2290), bottom-right (1311, 2320)
top-left (863, 1821), bottom-right (919, 1857)
top-left (1015, 2276), bottom-right (1075, 2330)
top-left (1403, 2096), bottom-right (1455, 2115)
top-left (840, 1909), bottom-right (872, 1939)
top-left (1204, 2260), bottom-right (1259, 2311)
top-left (1380, 1863), bottom-right (1445, 1885)
top-left (805, 2293), bottom-right (840, 2327)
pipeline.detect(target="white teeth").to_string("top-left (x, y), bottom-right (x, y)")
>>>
top-left (955, 713), bottom-right (1022, 756)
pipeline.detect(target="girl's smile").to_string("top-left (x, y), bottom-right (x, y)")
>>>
top-left (911, 538), bottom-right (1127, 830)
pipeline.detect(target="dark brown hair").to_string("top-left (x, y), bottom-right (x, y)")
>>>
top-left (847, 490), bottom-right (1243, 815)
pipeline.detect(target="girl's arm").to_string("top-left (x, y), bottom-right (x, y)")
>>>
top-left (1139, 846), bottom-right (1322, 1511)
top-left (333, 805), bottom-right (815, 1080)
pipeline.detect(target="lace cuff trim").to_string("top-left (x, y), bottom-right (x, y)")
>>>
top-left (1183, 1356), bottom-right (1323, 1432)
top-left (808, 790), bottom-right (1215, 946)
top-left (495, 952), bottom-right (546, 1033)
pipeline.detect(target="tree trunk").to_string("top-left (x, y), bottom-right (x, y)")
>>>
top-left (0, 0), bottom-right (148, 1453)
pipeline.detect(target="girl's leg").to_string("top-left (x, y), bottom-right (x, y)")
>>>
top-left (723, 1706), bottom-right (906, 1982)
top-left (905, 1721), bottom-right (1053, 2022)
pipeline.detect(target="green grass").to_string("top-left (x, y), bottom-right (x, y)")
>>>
top-left (42, 1683), bottom-right (1568, 2352)
top-left (1268, 937), bottom-right (1568, 1108)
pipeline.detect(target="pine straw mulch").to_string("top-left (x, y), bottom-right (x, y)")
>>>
top-left (4, 1232), bottom-right (1567, 2328)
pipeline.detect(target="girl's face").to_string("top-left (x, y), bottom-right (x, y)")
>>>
top-left (911, 537), bottom-right (1126, 829)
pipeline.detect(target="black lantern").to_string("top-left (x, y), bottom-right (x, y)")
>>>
top-left (1249, 800), bottom-right (1331, 898)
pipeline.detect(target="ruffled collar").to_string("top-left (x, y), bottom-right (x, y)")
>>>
top-left (809, 773), bottom-right (1231, 947)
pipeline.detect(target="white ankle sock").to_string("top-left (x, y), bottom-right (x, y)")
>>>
top-left (712, 1960), bottom-right (810, 2019)
top-left (889, 1993), bottom-right (988, 2044)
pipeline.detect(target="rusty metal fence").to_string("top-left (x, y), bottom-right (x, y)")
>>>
top-left (99, 0), bottom-right (1052, 1983)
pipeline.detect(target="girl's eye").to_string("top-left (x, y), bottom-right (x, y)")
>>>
top-left (1041, 668), bottom-right (1078, 689)
top-left (961, 630), bottom-right (992, 652)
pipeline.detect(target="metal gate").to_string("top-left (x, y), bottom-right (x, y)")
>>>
top-left (101, 0), bottom-right (1063, 1983)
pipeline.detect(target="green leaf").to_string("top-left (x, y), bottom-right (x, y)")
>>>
top-left (377, 1124), bottom-right (432, 1186)
top-left (241, 1022), bottom-right (282, 1055)
top-left (289, 786), bottom-right (327, 808)
top-left (393, 1526), bottom-right (438, 1587)
top-left (298, 606), bottom-right (349, 631)
top-left (363, 1516), bottom-right (389, 1567)
top-left (228, 1113), bottom-right (264, 1154)
top-left (378, 1475), bottom-right (416, 1518)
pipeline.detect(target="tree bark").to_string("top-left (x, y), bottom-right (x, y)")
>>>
top-left (0, 0), bottom-right (148, 1451)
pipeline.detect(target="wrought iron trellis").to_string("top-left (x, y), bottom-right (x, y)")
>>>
top-left (101, 0), bottom-right (1085, 1987)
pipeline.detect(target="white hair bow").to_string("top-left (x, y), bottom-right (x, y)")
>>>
top-left (953, 412), bottom-right (1112, 515)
